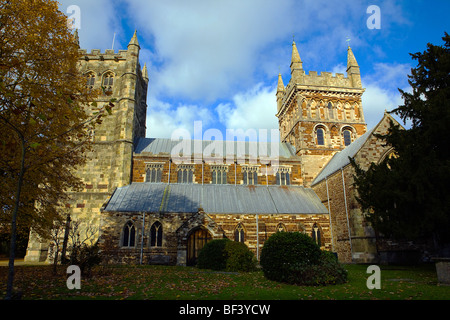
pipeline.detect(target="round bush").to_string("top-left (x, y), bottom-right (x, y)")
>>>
top-left (224, 241), bottom-right (257, 272)
top-left (260, 232), bottom-right (347, 285)
top-left (197, 238), bottom-right (257, 272)
top-left (260, 232), bottom-right (322, 283)
top-left (197, 238), bottom-right (229, 271)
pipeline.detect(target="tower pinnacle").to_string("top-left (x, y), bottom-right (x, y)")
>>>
top-left (347, 46), bottom-right (361, 88)
top-left (74, 29), bottom-right (80, 47)
top-left (142, 63), bottom-right (149, 82)
top-left (290, 41), bottom-right (303, 83)
top-left (347, 46), bottom-right (359, 70)
top-left (277, 73), bottom-right (285, 92)
top-left (128, 30), bottom-right (140, 48)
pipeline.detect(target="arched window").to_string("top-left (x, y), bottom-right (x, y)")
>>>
top-left (275, 167), bottom-right (291, 185)
top-left (177, 164), bottom-right (194, 183)
top-left (103, 73), bottom-right (114, 86)
top-left (343, 129), bottom-right (352, 146)
top-left (234, 223), bottom-right (245, 243)
top-left (102, 72), bottom-right (114, 95)
top-left (122, 221), bottom-right (135, 247)
top-left (311, 223), bottom-right (321, 247)
top-left (211, 165), bottom-right (228, 184)
top-left (316, 127), bottom-right (325, 146)
top-left (85, 72), bottom-right (95, 89)
top-left (276, 223), bottom-right (287, 232)
top-left (327, 102), bottom-right (334, 119)
top-left (150, 222), bottom-right (163, 247)
top-left (242, 166), bottom-right (258, 185)
top-left (146, 164), bottom-right (163, 183)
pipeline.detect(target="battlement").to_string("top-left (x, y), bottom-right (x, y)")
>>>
top-left (78, 48), bottom-right (129, 61)
top-left (297, 70), bottom-right (355, 89)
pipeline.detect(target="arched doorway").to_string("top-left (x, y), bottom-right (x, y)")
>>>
top-left (187, 228), bottom-right (212, 266)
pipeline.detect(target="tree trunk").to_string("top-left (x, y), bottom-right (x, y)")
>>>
top-left (61, 214), bottom-right (71, 264)
top-left (5, 137), bottom-right (26, 300)
top-left (52, 244), bottom-right (59, 275)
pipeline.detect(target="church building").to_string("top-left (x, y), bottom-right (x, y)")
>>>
top-left (25, 32), bottom-right (397, 265)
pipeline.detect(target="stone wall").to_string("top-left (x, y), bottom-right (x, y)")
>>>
top-left (98, 211), bottom-right (331, 265)
top-left (99, 211), bottom-right (224, 265)
top-left (311, 113), bottom-right (401, 264)
top-left (209, 213), bottom-right (331, 259)
top-left (132, 156), bottom-right (304, 186)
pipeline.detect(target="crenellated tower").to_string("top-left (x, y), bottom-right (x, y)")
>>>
top-left (276, 41), bottom-right (367, 186)
top-left (25, 31), bottom-right (149, 262)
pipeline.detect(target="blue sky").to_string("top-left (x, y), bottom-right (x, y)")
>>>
top-left (60, 0), bottom-right (449, 140)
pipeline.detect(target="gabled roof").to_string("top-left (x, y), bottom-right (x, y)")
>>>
top-left (311, 128), bottom-right (374, 186)
top-left (103, 183), bottom-right (328, 215)
top-left (311, 112), bottom-right (401, 186)
top-left (134, 138), bottom-right (299, 160)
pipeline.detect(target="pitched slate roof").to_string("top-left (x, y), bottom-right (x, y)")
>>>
top-left (311, 128), bottom-right (375, 186)
top-left (311, 112), bottom-right (403, 186)
top-left (103, 183), bottom-right (328, 215)
top-left (134, 138), bottom-right (299, 160)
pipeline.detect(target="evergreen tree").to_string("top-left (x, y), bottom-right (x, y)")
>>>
top-left (352, 32), bottom-right (450, 254)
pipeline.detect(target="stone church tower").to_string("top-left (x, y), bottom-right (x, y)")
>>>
top-left (276, 41), bottom-right (367, 185)
top-left (25, 32), bottom-right (149, 262)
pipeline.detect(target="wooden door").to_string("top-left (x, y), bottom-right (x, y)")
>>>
top-left (187, 228), bottom-right (212, 266)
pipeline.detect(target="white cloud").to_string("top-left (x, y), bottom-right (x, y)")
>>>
top-left (362, 84), bottom-right (404, 129)
top-left (365, 62), bottom-right (411, 89)
top-left (122, 0), bottom-right (295, 101)
top-left (216, 83), bottom-right (278, 131)
top-left (332, 63), bottom-right (347, 75)
top-left (57, 0), bottom-right (123, 51)
top-left (362, 62), bottom-right (412, 129)
top-left (60, 0), bottom-right (415, 138)
top-left (146, 98), bottom-right (214, 138)
top-left (147, 84), bottom-right (278, 139)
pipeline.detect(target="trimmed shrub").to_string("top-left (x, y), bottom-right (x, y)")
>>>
top-left (224, 241), bottom-right (257, 272)
top-left (260, 232), bottom-right (347, 286)
top-left (197, 238), bottom-right (229, 271)
top-left (260, 232), bottom-right (322, 283)
top-left (197, 238), bottom-right (257, 272)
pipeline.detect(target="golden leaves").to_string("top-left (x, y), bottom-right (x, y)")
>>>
top-left (0, 0), bottom-right (111, 237)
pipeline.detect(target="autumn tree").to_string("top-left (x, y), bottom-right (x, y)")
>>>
top-left (0, 0), bottom-right (112, 299)
top-left (352, 33), bottom-right (450, 255)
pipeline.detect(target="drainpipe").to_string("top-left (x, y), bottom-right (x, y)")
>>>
top-left (265, 164), bottom-right (268, 186)
top-left (202, 160), bottom-right (204, 185)
top-left (341, 168), bottom-right (353, 259)
top-left (325, 177), bottom-right (335, 252)
top-left (168, 158), bottom-right (172, 184)
top-left (256, 213), bottom-right (259, 261)
top-left (234, 160), bottom-right (237, 186)
top-left (140, 212), bottom-right (146, 265)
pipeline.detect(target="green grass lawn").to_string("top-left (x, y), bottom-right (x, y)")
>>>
top-left (1, 263), bottom-right (449, 300)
